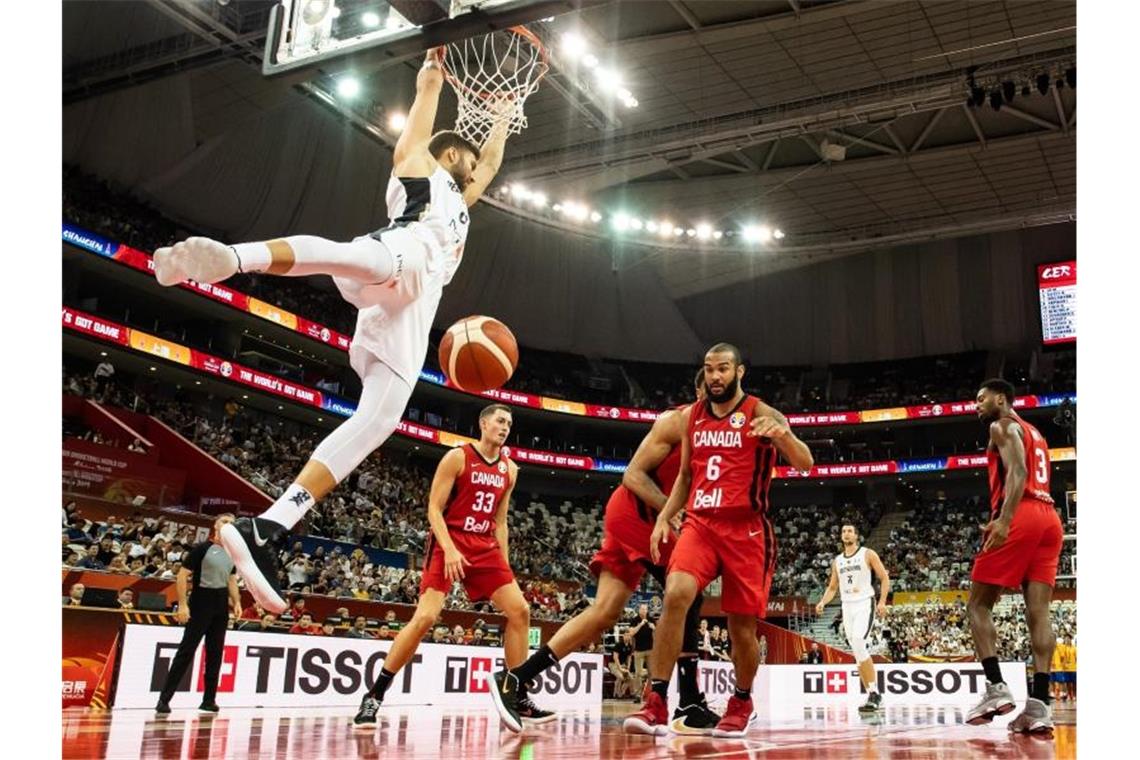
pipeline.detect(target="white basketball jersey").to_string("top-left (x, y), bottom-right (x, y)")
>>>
top-left (835, 547), bottom-right (874, 603)
top-left (385, 165), bottom-right (470, 273)
top-left (346, 166), bottom-right (469, 385)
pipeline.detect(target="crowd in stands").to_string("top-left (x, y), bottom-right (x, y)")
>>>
top-left (878, 497), bottom-right (991, 592)
top-left (874, 598), bottom-right (1076, 662)
top-left (65, 166), bottom-right (1075, 417)
top-left (767, 502), bottom-right (883, 598)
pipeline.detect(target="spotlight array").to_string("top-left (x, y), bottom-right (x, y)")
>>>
top-left (559, 32), bottom-right (638, 108)
top-left (495, 185), bottom-right (784, 247)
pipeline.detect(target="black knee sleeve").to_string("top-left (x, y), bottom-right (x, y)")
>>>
top-left (682, 593), bottom-right (704, 653)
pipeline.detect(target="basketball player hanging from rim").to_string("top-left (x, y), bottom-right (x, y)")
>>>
top-left (813, 522), bottom-right (890, 715)
top-left (964, 378), bottom-right (1063, 735)
top-left (150, 46), bottom-right (532, 614)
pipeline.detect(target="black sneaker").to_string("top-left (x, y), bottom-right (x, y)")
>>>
top-left (198, 702), bottom-right (220, 714)
top-left (488, 669), bottom-right (524, 733)
top-left (858, 691), bottom-right (882, 714)
top-left (352, 695), bottom-right (381, 731)
top-left (155, 700), bottom-right (171, 716)
top-left (518, 695), bottom-right (556, 725)
top-left (220, 517), bottom-right (287, 613)
top-left (671, 696), bottom-right (721, 735)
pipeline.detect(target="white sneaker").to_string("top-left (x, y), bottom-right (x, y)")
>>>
top-left (1007, 698), bottom-right (1054, 734)
top-left (153, 236), bottom-right (238, 286)
top-left (965, 682), bottom-right (1016, 725)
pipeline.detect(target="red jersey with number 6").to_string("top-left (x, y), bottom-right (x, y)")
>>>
top-left (687, 395), bottom-right (778, 520)
top-left (445, 444), bottom-right (513, 536)
top-left (987, 416), bottom-right (1054, 519)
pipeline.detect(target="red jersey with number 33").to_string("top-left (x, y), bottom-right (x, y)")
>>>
top-left (686, 395), bottom-right (777, 519)
top-left (445, 445), bottom-right (513, 536)
top-left (987, 416), bottom-right (1054, 520)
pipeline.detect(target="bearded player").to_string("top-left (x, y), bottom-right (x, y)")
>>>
top-left (631, 343), bottom-right (813, 737)
top-left (489, 371), bottom-right (721, 735)
top-left (352, 404), bottom-right (551, 730)
top-left (965, 379), bottom-right (1063, 734)
top-left (150, 49), bottom-right (512, 614)
top-left (814, 523), bottom-right (891, 714)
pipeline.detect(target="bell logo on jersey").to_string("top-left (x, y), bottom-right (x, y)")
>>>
top-left (462, 516), bottom-right (493, 533)
top-left (692, 488), bottom-right (723, 510)
top-left (729, 411), bottom-right (747, 429)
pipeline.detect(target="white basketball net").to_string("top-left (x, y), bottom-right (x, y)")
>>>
top-left (442, 27), bottom-right (548, 147)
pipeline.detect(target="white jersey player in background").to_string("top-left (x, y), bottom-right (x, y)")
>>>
top-left (150, 49), bottom-right (512, 614)
top-left (815, 522), bottom-right (891, 714)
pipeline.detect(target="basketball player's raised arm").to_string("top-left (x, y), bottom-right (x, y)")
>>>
top-left (983, 419), bottom-right (1028, 551)
top-left (622, 409), bottom-right (682, 512)
top-left (425, 448), bottom-right (469, 580)
top-left (392, 49), bottom-right (445, 171)
top-left (650, 408), bottom-right (693, 563)
top-left (494, 461), bottom-right (519, 564)
top-left (463, 117), bottom-right (509, 207)
top-left (867, 549), bottom-right (890, 616)
top-left (750, 401), bottom-right (814, 472)
top-left (815, 560), bottom-right (839, 614)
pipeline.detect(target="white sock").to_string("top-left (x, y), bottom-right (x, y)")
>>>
top-left (867, 682), bottom-right (879, 694)
top-left (232, 242), bottom-right (273, 273)
top-left (260, 483), bottom-right (316, 530)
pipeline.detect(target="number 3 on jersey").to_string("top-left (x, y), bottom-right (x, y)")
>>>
top-left (1033, 449), bottom-right (1048, 484)
top-left (473, 492), bottom-right (496, 514)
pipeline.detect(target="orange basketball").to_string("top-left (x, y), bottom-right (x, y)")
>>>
top-left (438, 316), bottom-right (519, 393)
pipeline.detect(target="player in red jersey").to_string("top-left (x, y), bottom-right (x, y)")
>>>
top-left (352, 404), bottom-right (551, 731)
top-left (630, 343), bottom-right (814, 738)
top-left (965, 378), bottom-right (1063, 734)
top-left (490, 372), bottom-right (720, 735)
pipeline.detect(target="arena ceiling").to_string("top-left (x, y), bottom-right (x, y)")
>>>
top-left (62, 0), bottom-right (1076, 356)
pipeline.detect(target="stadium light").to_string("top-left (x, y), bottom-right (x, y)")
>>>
top-left (361, 11), bottom-right (380, 27)
top-left (561, 33), bottom-right (587, 59)
top-left (773, 228), bottom-right (785, 240)
top-left (696, 224), bottom-right (712, 240)
top-left (530, 192), bottom-right (547, 209)
top-left (630, 218), bottom-right (643, 231)
top-left (582, 53), bottom-right (598, 69)
top-left (713, 230), bottom-right (723, 240)
top-left (589, 211), bottom-right (602, 222)
top-left (743, 225), bottom-right (772, 243)
top-left (646, 221), bottom-right (659, 233)
top-left (594, 68), bottom-right (622, 92)
top-left (613, 213), bottom-right (631, 231)
top-left (659, 221), bottom-right (674, 236)
top-left (511, 183), bottom-right (529, 200)
top-left (336, 77), bottom-right (361, 98)
top-left (685, 228), bottom-right (696, 237)
top-left (673, 227), bottom-right (684, 237)
top-left (387, 112), bottom-right (406, 131)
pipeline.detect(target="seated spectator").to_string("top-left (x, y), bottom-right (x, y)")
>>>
top-left (117, 589), bottom-right (135, 609)
top-left (74, 544), bottom-right (106, 570)
top-left (94, 535), bottom-right (118, 566)
top-left (321, 621), bottom-right (337, 636)
top-left (431, 625), bottom-right (449, 644)
top-left (344, 615), bottom-right (374, 639)
top-left (240, 612), bottom-right (278, 632)
top-left (64, 583), bottom-right (85, 607)
top-left (377, 624), bottom-right (393, 640)
top-left (289, 613), bottom-right (321, 635)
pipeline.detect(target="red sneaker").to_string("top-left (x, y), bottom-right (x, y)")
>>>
top-left (623, 690), bottom-right (669, 736)
top-left (711, 695), bottom-right (755, 738)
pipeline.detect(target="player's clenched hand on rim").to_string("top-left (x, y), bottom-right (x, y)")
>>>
top-left (444, 545), bottom-right (471, 580)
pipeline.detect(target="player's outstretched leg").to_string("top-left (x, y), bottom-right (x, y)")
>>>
top-left (153, 235), bottom-right (398, 287)
top-left (488, 582), bottom-right (551, 732)
top-left (965, 581), bottom-right (1016, 725)
top-left (222, 357), bottom-right (410, 613)
top-left (1007, 581), bottom-right (1056, 734)
top-left (353, 590), bottom-right (446, 730)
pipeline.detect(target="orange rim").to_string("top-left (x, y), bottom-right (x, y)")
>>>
top-left (440, 25), bottom-right (549, 101)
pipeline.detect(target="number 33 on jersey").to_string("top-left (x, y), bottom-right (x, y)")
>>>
top-left (445, 444), bottom-right (513, 534)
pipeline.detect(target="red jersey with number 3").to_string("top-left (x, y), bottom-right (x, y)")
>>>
top-left (445, 445), bottom-right (513, 536)
top-left (687, 395), bottom-right (777, 520)
top-left (987, 416), bottom-right (1054, 519)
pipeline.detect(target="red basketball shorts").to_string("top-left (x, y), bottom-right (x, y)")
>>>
top-left (971, 499), bottom-right (1064, 589)
top-left (421, 530), bottom-right (515, 602)
top-left (667, 511), bottom-right (775, 618)
top-left (589, 487), bottom-right (672, 591)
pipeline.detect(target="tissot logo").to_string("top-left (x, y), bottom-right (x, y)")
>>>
top-left (442, 656), bottom-right (600, 696)
top-left (148, 643), bottom-right (420, 696)
top-left (802, 667), bottom-right (989, 696)
top-left (445, 655), bottom-right (500, 693)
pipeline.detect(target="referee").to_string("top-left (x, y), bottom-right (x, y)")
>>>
top-left (155, 514), bottom-right (243, 714)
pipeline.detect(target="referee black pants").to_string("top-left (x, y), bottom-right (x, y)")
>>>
top-left (158, 591), bottom-right (229, 704)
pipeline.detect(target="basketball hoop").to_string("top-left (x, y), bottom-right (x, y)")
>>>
top-left (440, 26), bottom-right (549, 147)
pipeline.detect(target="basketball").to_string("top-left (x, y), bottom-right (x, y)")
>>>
top-left (438, 316), bottom-right (518, 393)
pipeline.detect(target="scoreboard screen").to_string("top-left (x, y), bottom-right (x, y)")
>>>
top-left (1038, 260), bottom-right (1076, 345)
